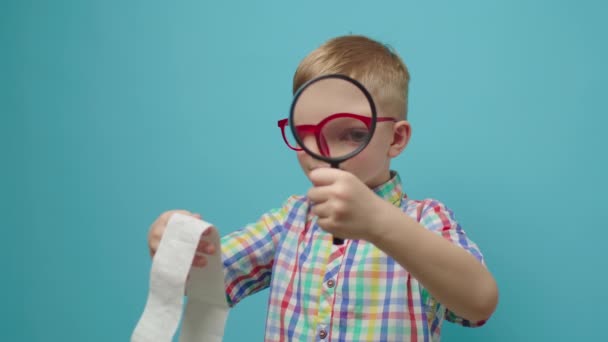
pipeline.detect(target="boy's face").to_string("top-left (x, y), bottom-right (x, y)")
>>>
top-left (293, 79), bottom-right (409, 188)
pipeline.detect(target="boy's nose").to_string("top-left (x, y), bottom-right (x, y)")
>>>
top-left (300, 134), bottom-right (332, 157)
top-left (301, 135), bottom-right (321, 155)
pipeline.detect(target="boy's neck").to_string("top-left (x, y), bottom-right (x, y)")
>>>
top-left (366, 169), bottom-right (394, 189)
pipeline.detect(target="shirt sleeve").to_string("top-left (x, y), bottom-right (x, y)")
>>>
top-left (417, 199), bottom-right (488, 328)
top-left (221, 196), bottom-right (299, 307)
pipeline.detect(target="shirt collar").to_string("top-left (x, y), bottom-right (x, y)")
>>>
top-left (372, 171), bottom-right (405, 206)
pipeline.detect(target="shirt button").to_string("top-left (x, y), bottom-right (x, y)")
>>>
top-left (327, 279), bottom-right (335, 288)
top-left (319, 329), bottom-right (327, 339)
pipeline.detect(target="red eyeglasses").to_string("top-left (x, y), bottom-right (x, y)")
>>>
top-left (277, 113), bottom-right (397, 156)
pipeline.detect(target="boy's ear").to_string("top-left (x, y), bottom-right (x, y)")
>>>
top-left (388, 120), bottom-right (411, 158)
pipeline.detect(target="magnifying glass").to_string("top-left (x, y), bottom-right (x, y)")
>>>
top-left (289, 74), bottom-right (378, 245)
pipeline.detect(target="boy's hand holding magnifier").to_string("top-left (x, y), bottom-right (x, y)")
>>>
top-left (286, 74), bottom-right (397, 244)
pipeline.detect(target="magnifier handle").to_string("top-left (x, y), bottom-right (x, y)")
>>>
top-left (328, 162), bottom-right (345, 245)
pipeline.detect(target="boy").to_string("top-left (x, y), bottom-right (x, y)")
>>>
top-left (148, 35), bottom-right (498, 341)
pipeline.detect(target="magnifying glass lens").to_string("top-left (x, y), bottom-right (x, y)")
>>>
top-left (292, 76), bottom-right (374, 161)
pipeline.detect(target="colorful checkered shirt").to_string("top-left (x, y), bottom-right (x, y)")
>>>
top-left (221, 172), bottom-right (486, 341)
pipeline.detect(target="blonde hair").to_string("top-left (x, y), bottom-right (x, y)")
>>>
top-left (293, 35), bottom-right (410, 119)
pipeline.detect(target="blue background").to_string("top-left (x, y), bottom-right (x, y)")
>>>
top-left (3, 0), bottom-right (607, 341)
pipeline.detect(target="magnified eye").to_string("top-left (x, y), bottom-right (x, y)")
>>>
top-left (340, 128), bottom-right (370, 143)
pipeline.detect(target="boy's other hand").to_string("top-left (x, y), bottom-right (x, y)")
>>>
top-left (307, 168), bottom-right (387, 242)
top-left (147, 210), bottom-right (217, 268)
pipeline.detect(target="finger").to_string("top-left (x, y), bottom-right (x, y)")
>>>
top-left (196, 240), bottom-right (209, 253)
top-left (307, 186), bottom-right (332, 204)
top-left (192, 254), bottom-right (208, 268)
top-left (167, 209), bottom-right (192, 217)
top-left (196, 240), bottom-right (216, 254)
top-left (316, 217), bottom-right (338, 235)
top-left (160, 209), bottom-right (193, 223)
top-left (310, 201), bottom-right (332, 219)
top-left (309, 168), bottom-right (344, 187)
top-left (152, 209), bottom-right (196, 240)
top-left (148, 234), bottom-right (161, 257)
top-left (149, 243), bottom-right (158, 257)
top-left (203, 226), bottom-right (216, 236)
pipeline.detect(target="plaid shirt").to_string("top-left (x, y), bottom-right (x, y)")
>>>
top-left (221, 172), bottom-right (486, 341)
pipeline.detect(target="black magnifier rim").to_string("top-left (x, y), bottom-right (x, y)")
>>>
top-left (289, 74), bottom-right (377, 167)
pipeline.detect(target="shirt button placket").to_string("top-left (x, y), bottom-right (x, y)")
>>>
top-left (317, 280), bottom-right (335, 340)
top-left (318, 328), bottom-right (328, 340)
top-left (316, 323), bottom-right (329, 341)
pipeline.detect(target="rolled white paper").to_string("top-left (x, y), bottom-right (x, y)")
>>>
top-left (132, 213), bottom-right (229, 342)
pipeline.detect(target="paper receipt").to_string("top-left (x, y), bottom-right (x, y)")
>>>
top-left (131, 213), bottom-right (229, 342)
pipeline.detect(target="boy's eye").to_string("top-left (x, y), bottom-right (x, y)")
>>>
top-left (340, 128), bottom-right (369, 142)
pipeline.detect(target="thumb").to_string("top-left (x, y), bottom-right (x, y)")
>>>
top-left (309, 168), bottom-right (342, 186)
